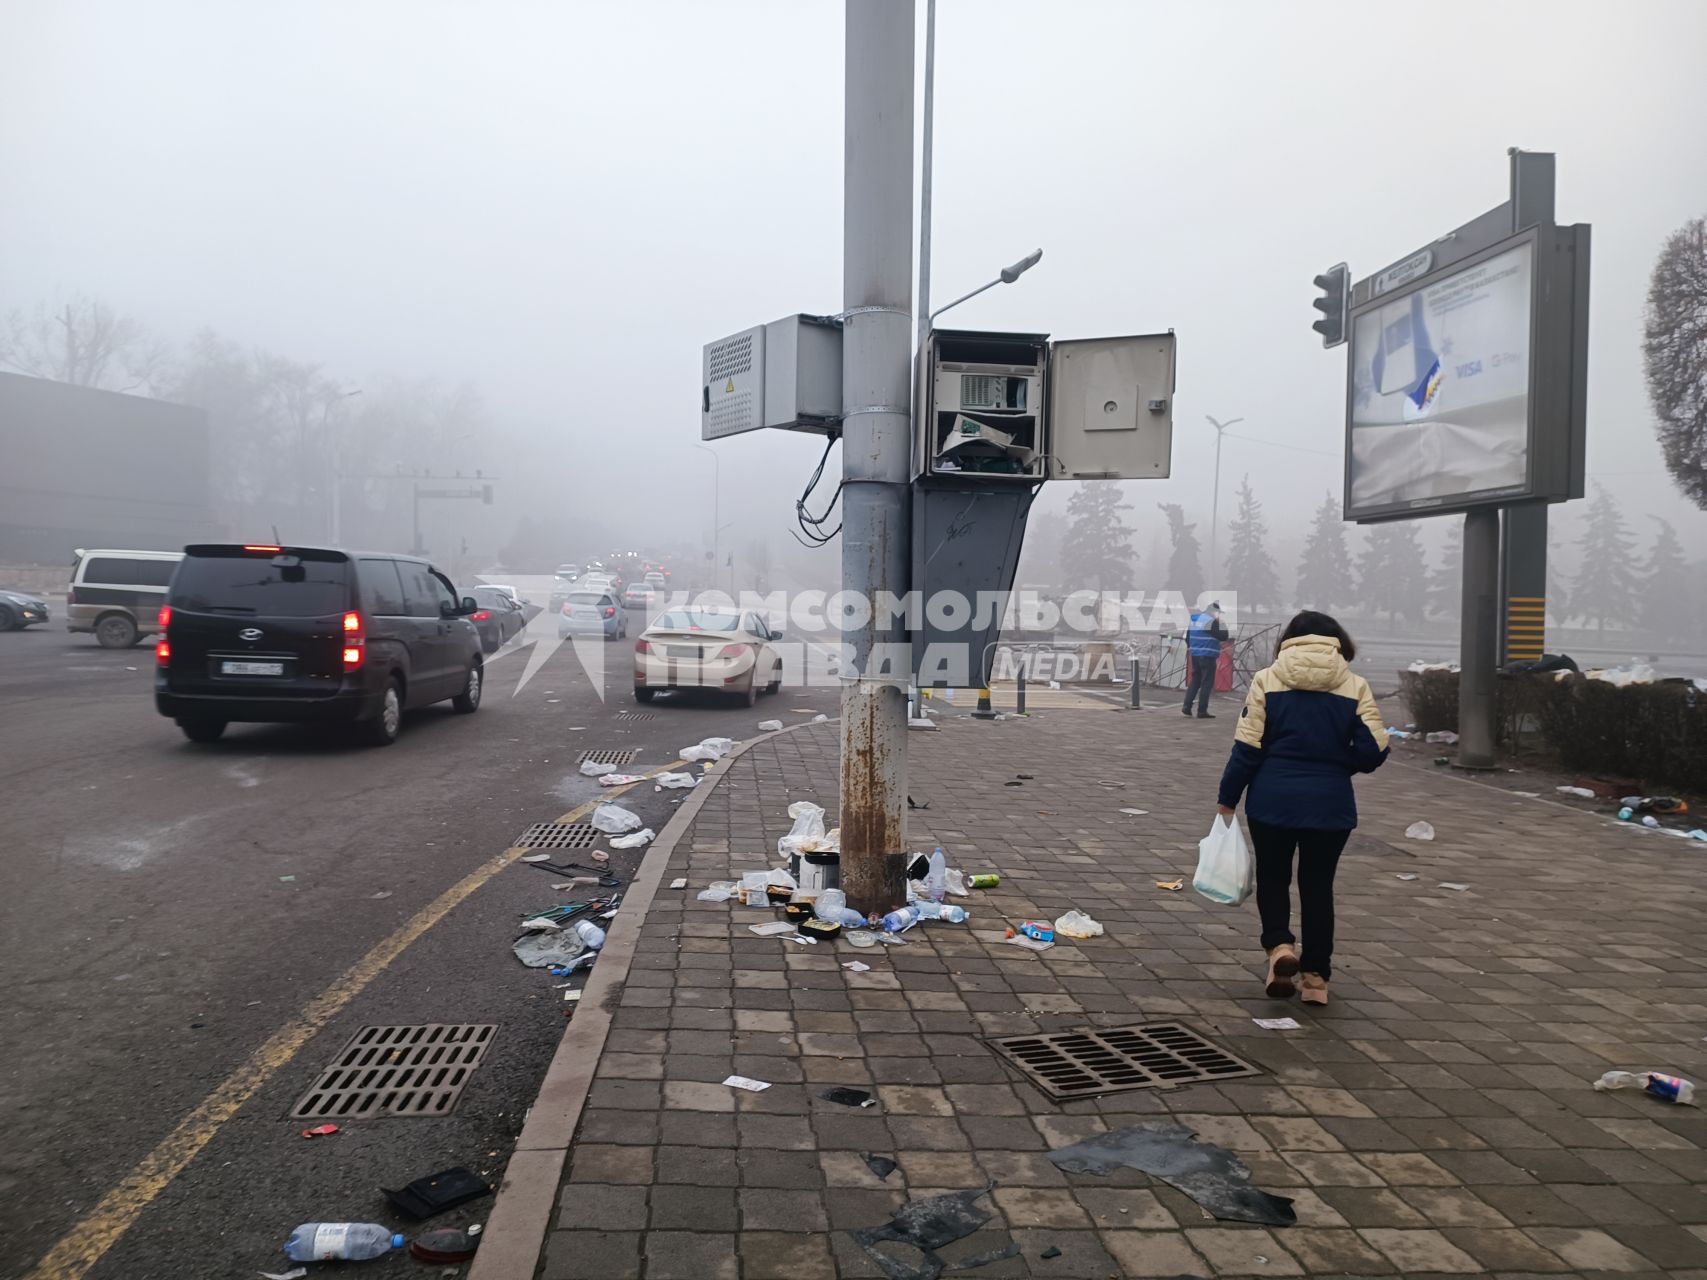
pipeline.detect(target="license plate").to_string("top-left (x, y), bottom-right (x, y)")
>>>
top-left (221, 660), bottom-right (284, 676)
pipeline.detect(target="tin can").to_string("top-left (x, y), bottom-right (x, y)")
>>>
top-left (967, 873), bottom-right (1000, 888)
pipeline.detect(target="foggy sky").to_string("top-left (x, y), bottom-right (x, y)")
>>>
top-left (4, 0), bottom-right (1705, 578)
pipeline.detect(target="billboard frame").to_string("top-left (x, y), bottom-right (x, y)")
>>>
top-left (1342, 221), bottom-right (1588, 524)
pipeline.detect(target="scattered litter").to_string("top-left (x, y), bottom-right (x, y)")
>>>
top-left (1118, 807), bottom-right (1149, 816)
top-left (787, 933), bottom-right (818, 945)
top-left (517, 918), bottom-right (562, 932)
top-left (521, 853), bottom-right (554, 863)
top-left (778, 800), bottom-right (839, 857)
top-left (697, 881), bottom-right (739, 902)
top-left (1053, 909), bottom-right (1104, 939)
top-left (724, 1074), bottom-right (771, 1092)
top-left (1595, 1070), bottom-right (1695, 1104)
top-left (1155, 878), bottom-right (1183, 892)
top-left (1253, 1017), bottom-right (1301, 1031)
top-left (1004, 933), bottom-right (1054, 952)
top-left (1433, 756), bottom-right (1450, 766)
top-left (369, 891), bottom-right (392, 900)
top-left (812, 713), bottom-right (828, 722)
top-left (609, 829), bottom-right (654, 849)
top-left (791, 706), bottom-right (816, 713)
top-left (1404, 821), bottom-right (1435, 841)
top-left (1040, 1245), bottom-right (1062, 1259)
top-left (845, 929), bottom-right (877, 948)
top-left (944, 868), bottom-right (969, 896)
top-left (967, 873), bottom-right (1000, 888)
top-left (680, 736), bottom-right (736, 762)
top-left (580, 759), bottom-right (616, 777)
top-left (749, 921), bottom-right (797, 937)
top-left (563, 990), bottom-right (582, 1003)
top-left (654, 771), bottom-right (697, 789)
top-left (863, 1154), bottom-right (898, 1180)
top-left (1036, 809), bottom-right (1056, 816)
top-left (408, 1223), bottom-right (482, 1264)
top-left (260, 1270), bottom-right (309, 1280)
top-left (278, 875), bottom-right (296, 883)
top-left (300, 1124), bottom-right (340, 1138)
top-left (850, 1184), bottom-right (1018, 1280)
top-left (1047, 1123), bottom-right (1296, 1226)
top-left (513, 931), bottom-right (595, 969)
top-left (1095, 779), bottom-right (1127, 789)
top-left (757, 719), bottom-right (783, 731)
top-left (669, 877), bottom-right (687, 889)
top-left (1396, 873), bottom-right (1419, 881)
top-left (1003, 780), bottom-right (1023, 787)
top-left (1512, 790), bottom-right (1540, 798)
top-left (1438, 882), bottom-right (1470, 892)
top-left (843, 961), bottom-right (872, 972)
top-left (907, 794), bottom-right (930, 810)
top-left (590, 850), bottom-right (610, 863)
top-left (283, 1223), bottom-right (403, 1261)
top-left (1386, 727), bottom-right (1410, 739)
top-left (1556, 785), bottom-right (1597, 798)
top-left (1016, 773), bottom-right (1035, 780)
top-left (1194, 813), bottom-right (1254, 906)
top-left (381, 1165), bottom-right (492, 1219)
top-left (553, 878), bottom-right (598, 890)
top-left (821, 1086), bottom-right (876, 1108)
top-left (598, 772), bottom-right (644, 786)
top-left (1424, 730), bottom-right (1459, 745)
top-left (590, 803), bottom-right (642, 833)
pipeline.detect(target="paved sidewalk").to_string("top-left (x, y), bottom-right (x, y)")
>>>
top-left (512, 700), bottom-right (1707, 1278)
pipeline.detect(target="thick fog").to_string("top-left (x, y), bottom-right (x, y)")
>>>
top-left (3, 0), bottom-right (1705, 602)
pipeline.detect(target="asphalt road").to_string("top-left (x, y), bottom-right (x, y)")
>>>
top-left (0, 616), bottom-right (840, 1279)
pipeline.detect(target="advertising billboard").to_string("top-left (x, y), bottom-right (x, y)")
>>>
top-left (1346, 233), bottom-right (1547, 520)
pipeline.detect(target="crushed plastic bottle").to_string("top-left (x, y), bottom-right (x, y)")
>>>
top-left (880, 904), bottom-right (921, 933)
top-left (1594, 1071), bottom-right (1696, 1105)
top-left (573, 920), bottom-right (606, 950)
top-left (914, 901), bottom-right (968, 923)
top-left (1018, 920), bottom-right (1055, 943)
top-left (925, 848), bottom-right (948, 902)
top-left (812, 887), bottom-right (867, 929)
top-left (284, 1223), bottom-right (406, 1261)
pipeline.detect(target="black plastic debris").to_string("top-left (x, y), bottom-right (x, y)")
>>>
top-left (380, 1166), bottom-right (492, 1220)
top-left (850, 1183), bottom-right (1020, 1280)
top-left (863, 1153), bottom-right (898, 1180)
top-left (907, 795), bottom-right (930, 811)
top-left (820, 1086), bottom-right (876, 1108)
top-left (408, 1224), bottom-right (481, 1262)
top-left (1046, 1123), bottom-right (1295, 1227)
top-left (1039, 1244), bottom-right (1062, 1259)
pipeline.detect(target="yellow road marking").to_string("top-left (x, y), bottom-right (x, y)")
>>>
top-left (26, 764), bottom-right (684, 1280)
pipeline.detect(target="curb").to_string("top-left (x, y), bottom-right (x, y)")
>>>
top-left (467, 720), bottom-right (827, 1280)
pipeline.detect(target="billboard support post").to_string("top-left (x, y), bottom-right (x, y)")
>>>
top-left (1460, 507), bottom-right (1500, 769)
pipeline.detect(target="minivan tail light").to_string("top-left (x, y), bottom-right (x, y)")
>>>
top-left (341, 611), bottom-right (364, 669)
top-left (243, 544), bottom-right (282, 553)
top-left (156, 639), bottom-right (171, 666)
top-left (158, 604), bottom-right (172, 629)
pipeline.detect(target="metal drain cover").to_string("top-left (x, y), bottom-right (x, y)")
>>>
top-left (616, 711), bottom-right (655, 723)
top-left (290, 1024), bottom-right (496, 1119)
top-left (986, 1022), bottom-right (1259, 1100)
top-left (578, 748), bottom-right (639, 765)
top-left (513, 822), bottom-right (600, 850)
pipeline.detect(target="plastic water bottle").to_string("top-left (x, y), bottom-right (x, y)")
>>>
top-left (925, 848), bottom-right (948, 902)
top-left (573, 920), bottom-right (606, 950)
top-left (915, 901), bottom-right (967, 923)
top-left (880, 904), bottom-right (921, 933)
top-left (284, 1223), bottom-right (405, 1261)
top-left (1618, 807), bottom-right (1635, 821)
top-left (1595, 1071), bottom-right (1696, 1104)
top-left (812, 888), bottom-right (867, 929)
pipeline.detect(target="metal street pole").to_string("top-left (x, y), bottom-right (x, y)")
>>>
top-left (1204, 414), bottom-right (1243, 585)
top-left (1459, 507), bottom-right (1500, 768)
top-left (915, 0), bottom-right (935, 356)
top-left (839, 0), bottom-right (913, 917)
top-left (693, 444), bottom-right (720, 592)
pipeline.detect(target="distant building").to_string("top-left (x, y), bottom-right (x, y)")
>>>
top-left (0, 371), bottom-right (218, 564)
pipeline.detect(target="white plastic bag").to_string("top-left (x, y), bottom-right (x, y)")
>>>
top-left (1405, 820), bottom-right (1435, 841)
top-left (681, 736), bottom-right (735, 762)
top-left (654, 772), bottom-right (698, 789)
top-left (757, 719), bottom-right (783, 732)
top-left (580, 759), bottom-right (616, 776)
top-left (609, 828), bottom-right (655, 848)
top-left (591, 803), bottom-right (643, 834)
top-left (1193, 814), bottom-right (1254, 906)
top-left (777, 801), bottom-right (827, 858)
top-left (1054, 909), bottom-right (1104, 938)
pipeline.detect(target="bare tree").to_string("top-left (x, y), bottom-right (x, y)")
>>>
top-left (1644, 216), bottom-right (1707, 509)
top-left (0, 295), bottom-right (170, 393)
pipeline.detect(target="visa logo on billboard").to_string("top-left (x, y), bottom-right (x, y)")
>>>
top-left (1454, 360), bottom-right (1483, 379)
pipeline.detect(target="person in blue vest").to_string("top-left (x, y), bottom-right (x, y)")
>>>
top-left (1182, 601), bottom-right (1229, 718)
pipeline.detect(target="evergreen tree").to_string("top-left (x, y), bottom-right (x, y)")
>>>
top-left (1223, 476), bottom-right (1281, 613)
top-left (1570, 485), bottom-right (1638, 635)
top-left (1639, 516), bottom-right (1688, 640)
top-left (1426, 521), bottom-right (1463, 620)
top-left (1293, 493), bottom-right (1355, 611)
top-left (1059, 480), bottom-right (1134, 591)
top-left (1356, 522), bottom-right (1430, 630)
top-left (1156, 503), bottom-right (1204, 606)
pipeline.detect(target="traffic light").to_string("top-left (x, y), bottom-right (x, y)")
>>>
top-left (1311, 262), bottom-right (1349, 349)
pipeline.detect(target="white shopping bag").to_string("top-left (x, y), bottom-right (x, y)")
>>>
top-left (1193, 814), bottom-right (1254, 906)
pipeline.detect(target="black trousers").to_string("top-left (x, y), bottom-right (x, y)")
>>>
top-left (1182, 655), bottom-right (1216, 714)
top-left (1247, 818), bottom-right (1351, 979)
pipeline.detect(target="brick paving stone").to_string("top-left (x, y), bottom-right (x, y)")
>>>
top-left (1009, 1228), bottom-right (1118, 1276)
top-left (742, 1231), bottom-right (840, 1280)
top-left (992, 1186), bottom-right (1093, 1229)
top-left (539, 1230), bottom-right (641, 1280)
top-left (556, 1183), bottom-right (649, 1231)
top-left (1443, 1226), bottom-right (1569, 1271)
top-left (1184, 1226), bottom-right (1305, 1274)
top-left (643, 1230), bottom-right (738, 1280)
top-left (647, 1184), bottom-right (736, 1231)
top-left (1525, 1226), bottom-right (1657, 1271)
top-left (1099, 1230), bottom-right (1214, 1277)
top-left (739, 1185), bottom-right (830, 1231)
top-left (1358, 1226), bottom-right (1484, 1272)
top-left (1284, 1227), bottom-right (1399, 1274)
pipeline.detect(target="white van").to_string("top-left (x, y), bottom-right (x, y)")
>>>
top-left (68, 548), bottom-right (184, 647)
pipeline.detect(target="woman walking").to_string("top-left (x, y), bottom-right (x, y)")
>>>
top-left (1215, 611), bottom-right (1389, 1005)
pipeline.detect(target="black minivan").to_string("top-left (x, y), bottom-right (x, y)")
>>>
top-left (155, 544), bottom-right (485, 745)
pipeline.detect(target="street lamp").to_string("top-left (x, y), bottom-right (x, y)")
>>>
top-left (692, 443), bottom-right (722, 592)
top-left (928, 249), bottom-right (1044, 331)
top-left (324, 387), bottom-right (362, 543)
top-left (1204, 413), bottom-right (1244, 586)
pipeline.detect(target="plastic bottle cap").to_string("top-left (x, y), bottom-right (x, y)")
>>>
top-left (392, 1235), bottom-right (407, 1249)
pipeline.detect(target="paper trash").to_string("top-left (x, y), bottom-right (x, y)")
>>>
top-left (609, 828), bottom-right (654, 849)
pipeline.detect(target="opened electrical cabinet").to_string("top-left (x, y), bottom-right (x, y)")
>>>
top-left (917, 328), bottom-right (1176, 482)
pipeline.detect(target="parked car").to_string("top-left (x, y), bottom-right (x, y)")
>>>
top-left (469, 585), bottom-right (527, 652)
top-left (633, 606), bottom-right (783, 705)
top-left (558, 589), bottom-right (626, 639)
top-left (0, 587), bottom-right (50, 631)
top-left (155, 543), bottom-right (484, 746)
top-left (68, 548), bottom-right (183, 647)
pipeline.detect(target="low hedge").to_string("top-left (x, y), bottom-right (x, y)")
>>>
top-left (1396, 668), bottom-right (1707, 794)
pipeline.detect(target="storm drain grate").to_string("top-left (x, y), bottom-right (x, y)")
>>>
top-left (578, 748), bottom-right (639, 766)
top-left (616, 711), bottom-right (655, 723)
top-left (513, 822), bottom-right (600, 850)
top-left (986, 1022), bottom-right (1259, 1100)
top-left (290, 1024), bottom-right (496, 1119)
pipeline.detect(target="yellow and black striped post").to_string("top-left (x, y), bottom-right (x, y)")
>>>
top-left (1504, 596), bottom-right (1546, 664)
top-left (972, 687), bottom-right (996, 719)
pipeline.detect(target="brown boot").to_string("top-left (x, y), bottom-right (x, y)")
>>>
top-left (1265, 944), bottom-right (1299, 998)
top-left (1300, 973), bottom-right (1329, 1006)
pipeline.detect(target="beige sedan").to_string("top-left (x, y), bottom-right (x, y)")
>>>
top-left (633, 607), bottom-right (783, 705)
